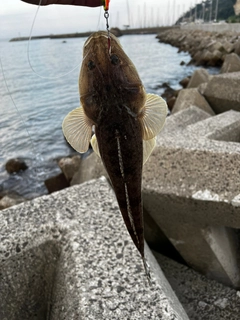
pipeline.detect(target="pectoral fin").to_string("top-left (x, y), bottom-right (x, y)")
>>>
top-left (143, 137), bottom-right (156, 165)
top-left (90, 134), bottom-right (100, 157)
top-left (62, 107), bottom-right (92, 153)
top-left (140, 93), bottom-right (168, 140)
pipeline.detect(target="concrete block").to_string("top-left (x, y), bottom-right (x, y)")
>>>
top-left (200, 50), bottom-right (214, 65)
top-left (143, 106), bottom-right (240, 287)
top-left (70, 152), bottom-right (107, 185)
top-left (233, 38), bottom-right (240, 55)
top-left (0, 178), bottom-right (188, 320)
top-left (153, 252), bottom-right (240, 320)
top-left (206, 40), bottom-right (225, 53)
top-left (197, 82), bottom-right (208, 95)
top-left (187, 68), bottom-right (210, 89)
top-left (222, 40), bottom-right (234, 54)
top-left (156, 222), bottom-right (240, 287)
top-left (172, 88), bottom-right (215, 115)
top-left (58, 155), bottom-right (81, 182)
top-left (203, 71), bottom-right (240, 113)
top-left (0, 193), bottom-right (26, 210)
top-left (220, 53), bottom-right (240, 74)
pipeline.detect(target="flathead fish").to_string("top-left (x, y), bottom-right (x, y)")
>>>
top-left (62, 31), bottom-right (167, 280)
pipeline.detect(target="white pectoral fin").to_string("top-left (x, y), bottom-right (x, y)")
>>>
top-left (90, 134), bottom-right (101, 158)
top-left (143, 137), bottom-right (156, 165)
top-left (62, 107), bottom-right (92, 153)
top-left (140, 93), bottom-right (168, 140)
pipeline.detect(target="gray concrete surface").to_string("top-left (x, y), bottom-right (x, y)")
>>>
top-left (143, 106), bottom-right (240, 287)
top-left (202, 71), bottom-right (240, 113)
top-left (153, 252), bottom-right (240, 320)
top-left (220, 53), bottom-right (240, 74)
top-left (70, 152), bottom-right (107, 186)
top-left (187, 68), bottom-right (210, 89)
top-left (172, 88), bottom-right (214, 115)
top-left (0, 178), bottom-right (188, 320)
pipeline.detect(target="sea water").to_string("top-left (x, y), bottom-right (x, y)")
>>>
top-left (0, 34), bottom-right (217, 198)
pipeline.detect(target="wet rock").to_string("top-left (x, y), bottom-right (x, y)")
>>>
top-left (58, 155), bottom-right (81, 182)
top-left (187, 68), bottom-right (210, 88)
top-left (161, 83), bottom-right (178, 101)
top-left (180, 61), bottom-right (185, 66)
top-left (167, 96), bottom-right (176, 111)
top-left (220, 53), bottom-right (240, 74)
top-left (179, 77), bottom-right (190, 88)
top-left (44, 173), bottom-right (69, 194)
top-left (5, 158), bottom-right (28, 174)
top-left (172, 88), bottom-right (215, 115)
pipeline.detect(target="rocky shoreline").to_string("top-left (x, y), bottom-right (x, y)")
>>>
top-left (2, 27), bottom-right (240, 210)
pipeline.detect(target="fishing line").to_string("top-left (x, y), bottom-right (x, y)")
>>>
top-left (97, 6), bottom-right (102, 30)
top-left (0, 56), bottom-right (39, 197)
top-left (27, 0), bottom-right (84, 79)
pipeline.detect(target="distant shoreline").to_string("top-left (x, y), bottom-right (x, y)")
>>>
top-left (9, 26), bottom-right (177, 42)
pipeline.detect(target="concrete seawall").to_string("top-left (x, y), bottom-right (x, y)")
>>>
top-left (181, 23), bottom-right (240, 33)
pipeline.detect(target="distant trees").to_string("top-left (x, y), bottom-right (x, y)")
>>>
top-left (177, 0), bottom-right (235, 24)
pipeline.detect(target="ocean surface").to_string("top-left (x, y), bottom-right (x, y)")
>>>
top-left (0, 34), bottom-right (218, 198)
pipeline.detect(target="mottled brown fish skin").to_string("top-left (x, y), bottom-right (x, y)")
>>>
top-left (95, 107), bottom-right (144, 257)
top-left (80, 31), bottom-right (145, 257)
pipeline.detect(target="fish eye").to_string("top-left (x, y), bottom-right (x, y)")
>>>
top-left (88, 60), bottom-right (95, 70)
top-left (110, 54), bottom-right (119, 65)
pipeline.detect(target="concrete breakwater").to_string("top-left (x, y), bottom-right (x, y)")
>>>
top-left (9, 26), bottom-right (177, 42)
top-left (156, 28), bottom-right (240, 67)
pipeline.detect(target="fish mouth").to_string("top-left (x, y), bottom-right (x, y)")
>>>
top-left (84, 31), bottom-right (122, 50)
top-left (84, 31), bottom-right (108, 47)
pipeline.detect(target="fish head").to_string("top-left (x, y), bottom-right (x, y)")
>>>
top-left (79, 31), bottom-right (146, 123)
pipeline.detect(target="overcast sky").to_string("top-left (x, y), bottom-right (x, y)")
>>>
top-left (1, 0), bottom-right (199, 39)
